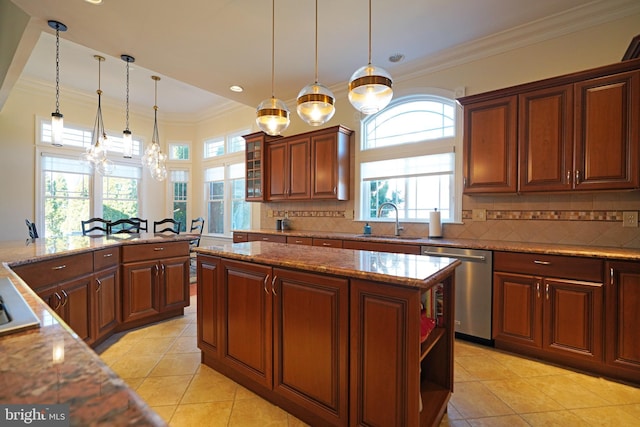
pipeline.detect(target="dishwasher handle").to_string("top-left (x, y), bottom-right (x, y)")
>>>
top-left (422, 251), bottom-right (486, 262)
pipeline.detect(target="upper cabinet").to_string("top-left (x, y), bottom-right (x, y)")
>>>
top-left (244, 125), bottom-right (353, 202)
top-left (459, 58), bottom-right (640, 194)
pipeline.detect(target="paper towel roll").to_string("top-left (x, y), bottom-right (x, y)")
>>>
top-left (429, 210), bottom-right (442, 238)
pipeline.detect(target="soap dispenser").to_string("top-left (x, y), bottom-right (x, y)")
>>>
top-left (363, 222), bottom-right (372, 235)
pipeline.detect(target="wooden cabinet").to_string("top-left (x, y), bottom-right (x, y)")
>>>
top-left (312, 237), bottom-right (343, 248)
top-left (93, 246), bottom-right (121, 341)
top-left (121, 241), bottom-right (190, 324)
top-left (460, 61), bottom-right (640, 194)
top-left (310, 126), bottom-right (352, 200)
top-left (462, 95), bottom-right (518, 193)
top-left (518, 84), bottom-right (574, 192)
top-left (197, 255), bottom-right (221, 357)
top-left (343, 239), bottom-right (421, 254)
top-left (605, 260), bottom-right (640, 382)
top-left (273, 268), bottom-right (349, 426)
top-left (232, 232), bottom-right (249, 243)
top-left (267, 136), bottom-right (310, 200)
top-left (247, 233), bottom-right (287, 243)
top-left (286, 236), bottom-right (312, 245)
top-left (493, 252), bottom-right (604, 366)
top-left (244, 131), bottom-right (272, 202)
top-left (40, 274), bottom-right (94, 344)
top-left (573, 71), bottom-right (639, 190)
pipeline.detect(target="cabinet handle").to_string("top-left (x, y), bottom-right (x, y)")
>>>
top-left (536, 282), bottom-right (540, 298)
top-left (545, 283), bottom-right (549, 300)
top-left (262, 237), bottom-right (269, 241)
top-left (263, 275), bottom-right (269, 294)
top-left (610, 267), bottom-right (614, 286)
top-left (271, 275), bottom-right (277, 296)
top-left (154, 264), bottom-right (159, 276)
top-left (61, 289), bottom-right (69, 307)
top-left (96, 278), bottom-right (102, 292)
top-left (103, 253), bottom-right (113, 258)
top-left (52, 264), bottom-right (66, 270)
top-left (566, 170), bottom-right (571, 183)
top-left (575, 170), bottom-right (580, 184)
top-left (53, 292), bottom-right (62, 310)
top-left (322, 242), bottom-right (331, 247)
top-left (153, 247), bottom-right (165, 251)
top-left (295, 240), bottom-right (303, 244)
top-left (533, 260), bottom-right (551, 265)
top-left (333, 187), bottom-right (337, 195)
top-left (463, 177), bottom-right (467, 187)
top-left (161, 263), bottom-right (165, 275)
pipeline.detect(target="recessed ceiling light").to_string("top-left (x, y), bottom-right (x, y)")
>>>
top-left (229, 85), bottom-right (243, 93)
top-left (389, 53), bottom-right (405, 63)
top-left (85, 0), bottom-right (103, 4)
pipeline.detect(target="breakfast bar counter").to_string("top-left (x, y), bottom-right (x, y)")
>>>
top-left (0, 234), bottom-right (195, 426)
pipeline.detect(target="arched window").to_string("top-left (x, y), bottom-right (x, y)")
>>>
top-left (356, 93), bottom-right (461, 223)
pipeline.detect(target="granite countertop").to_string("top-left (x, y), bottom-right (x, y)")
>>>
top-left (196, 241), bottom-right (461, 290)
top-left (234, 229), bottom-right (640, 261)
top-left (0, 233), bottom-right (196, 427)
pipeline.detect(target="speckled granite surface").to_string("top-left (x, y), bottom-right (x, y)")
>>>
top-left (0, 233), bottom-right (195, 427)
top-left (196, 241), bottom-right (461, 289)
top-left (234, 229), bottom-right (640, 261)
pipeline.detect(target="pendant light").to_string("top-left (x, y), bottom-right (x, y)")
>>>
top-left (256, 0), bottom-right (290, 136)
top-left (48, 20), bottom-right (67, 146)
top-left (348, 0), bottom-right (393, 115)
top-left (121, 54), bottom-right (135, 158)
top-left (142, 76), bottom-right (167, 181)
top-left (296, 0), bottom-right (335, 126)
top-left (82, 55), bottom-right (114, 175)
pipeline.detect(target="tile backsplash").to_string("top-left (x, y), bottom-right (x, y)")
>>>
top-left (261, 191), bottom-right (640, 249)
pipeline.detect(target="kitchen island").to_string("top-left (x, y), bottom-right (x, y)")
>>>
top-left (0, 233), bottom-right (195, 426)
top-left (196, 242), bottom-right (460, 427)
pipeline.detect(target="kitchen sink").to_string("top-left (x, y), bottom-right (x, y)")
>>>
top-left (356, 234), bottom-right (423, 240)
top-left (0, 277), bottom-right (40, 336)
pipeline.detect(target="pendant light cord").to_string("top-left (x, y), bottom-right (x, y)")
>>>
top-left (152, 76), bottom-right (160, 144)
top-left (55, 27), bottom-right (61, 114)
top-left (270, 0), bottom-right (275, 98)
top-left (368, 0), bottom-right (372, 65)
top-left (125, 61), bottom-right (130, 131)
top-left (314, 0), bottom-right (318, 83)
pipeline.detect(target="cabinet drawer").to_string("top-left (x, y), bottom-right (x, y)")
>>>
top-left (13, 252), bottom-right (93, 289)
top-left (248, 233), bottom-right (287, 243)
top-left (313, 238), bottom-right (343, 248)
top-left (233, 232), bottom-right (249, 243)
top-left (343, 240), bottom-right (421, 254)
top-left (122, 241), bottom-right (189, 263)
top-left (494, 251), bottom-right (602, 282)
top-left (93, 246), bottom-right (121, 270)
top-left (286, 236), bottom-right (313, 245)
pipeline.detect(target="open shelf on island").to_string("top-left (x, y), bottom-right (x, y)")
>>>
top-left (420, 327), bottom-right (445, 361)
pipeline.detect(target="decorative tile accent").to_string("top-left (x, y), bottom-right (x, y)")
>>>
top-left (272, 210), bottom-right (346, 218)
top-left (462, 210), bottom-right (624, 222)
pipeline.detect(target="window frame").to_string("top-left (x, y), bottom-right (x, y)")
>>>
top-left (354, 90), bottom-right (464, 224)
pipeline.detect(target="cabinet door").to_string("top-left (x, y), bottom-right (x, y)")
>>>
top-left (492, 272), bottom-right (542, 348)
top-left (287, 137), bottom-right (310, 200)
top-left (122, 260), bottom-right (161, 323)
top-left (519, 85), bottom-right (573, 192)
top-left (160, 256), bottom-right (190, 311)
top-left (273, 268), bottom-right (349, 426)
top-left (606, 261), bottom-right (640, 375)
top-left (267, 140), bottom-right (288, 200)
top-left (311, 132), bottom-right (345, 199)
top-left (94, 266), bottom-right (119, 340)
top-left (543, 278), bottom-right (603, 362)
top-left (245, 132), bottom-right (267, 201)
top-left (61, 275), bottom-right (94, 344)
top-left (221, 259), bottom-right (272, 388)
top-left (198, 256), bottom-right (221, 355)
top-left (462, 95), bottom-right (517, 193)
top-left (350, 279), bottom-right (420, 427)
top-left (574, 71), bottom-right (639, 190)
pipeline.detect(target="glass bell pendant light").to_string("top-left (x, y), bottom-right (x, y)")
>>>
top-left (121, 54), bottom-right (135, 158)
top-left (256, 0), bottom-right (290, 136)
top-left (82, 55), bottom-right (114, 175)
top-left (348, 0), bottom-right (393, 115)
top-left (297, 0), bottom-right (335, 126)
top-left (48, 20), bottom-right (67, 146)
top-left (142, 76), bottom-right (167, 181)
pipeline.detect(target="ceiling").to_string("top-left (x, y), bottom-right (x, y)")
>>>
top-left (6, 0), bottom-right (640, 117)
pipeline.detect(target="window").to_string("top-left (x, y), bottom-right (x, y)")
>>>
top-left (204, 137), bottom-right (225, 158)
top-left (357, 94), bottom-right (461, 223)
top-left (168, 142), bottom-right (190, 160)
top-left (204, 162), bottom-right (250, 235)
top-left (203, 129), bottom-right (250, 158)
top-left (171, 170), bottom-right (189, 231)
top-left (38, 119), bottom-right (143, 237)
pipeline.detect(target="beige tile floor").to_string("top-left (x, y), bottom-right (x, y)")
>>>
top-left (96, 291), bottom-right (640, 426)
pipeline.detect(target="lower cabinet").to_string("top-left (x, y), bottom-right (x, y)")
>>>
top-left (493, 252), bottom-right (604, 368)
top-left (39, 274), bottom-right (94, 344)
top-left (93, 265), bottom-right (119, 341)
top-left (606, 260), bottom-right (640, 382)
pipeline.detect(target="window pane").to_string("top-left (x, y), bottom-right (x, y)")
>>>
top-left (42, 122), bottom-right (141, 155)
top-left (102, 175), bottom-right (139, 221)
top-left (208, 201), bottom-right (224, 233)
top-left (231, 178), bottom-right (249, 230)
top-left (228, 132), bottom-right (249, 153)
top-left (44, 170), bottom-right (90, 237)
top-left (169, 143), bottom-right (190, 160)
top-left (204, 138), bottom-right (225, 158)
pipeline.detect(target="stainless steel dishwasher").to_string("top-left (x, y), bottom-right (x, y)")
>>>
top-left (421, 246), bottom-right (493, 344)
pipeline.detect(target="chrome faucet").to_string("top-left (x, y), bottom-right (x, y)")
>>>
top-left (377, 202), bottom-right (404, 236)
